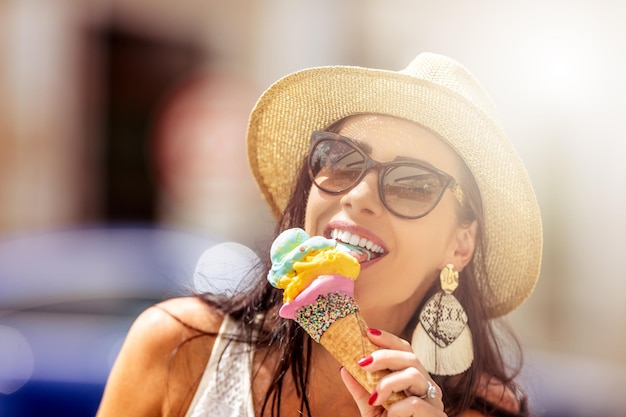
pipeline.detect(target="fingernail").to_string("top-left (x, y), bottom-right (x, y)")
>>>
top-left (358, 356), bottom-right (373, 367)
top-left (368, 391), bottom-right (378, 406)
top-left (339, 365), bottom-right (344, 372)
top-left (368, 328), bottom-right (382, 336)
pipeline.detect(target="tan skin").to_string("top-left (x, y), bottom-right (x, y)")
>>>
top-left (97, 115), bottom-right (517, 417)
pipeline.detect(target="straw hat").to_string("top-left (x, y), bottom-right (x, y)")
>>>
top-left (247, 52), bottom-right (542, 318)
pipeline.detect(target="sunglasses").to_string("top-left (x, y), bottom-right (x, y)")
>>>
top-left (307, 131), bottom-right (465, 219)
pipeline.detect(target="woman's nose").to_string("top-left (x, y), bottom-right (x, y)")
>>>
top-left (340, 171), bottom-right (384, 217)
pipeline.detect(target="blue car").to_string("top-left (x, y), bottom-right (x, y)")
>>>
top-left (0, 225), bottom-right (221, 417)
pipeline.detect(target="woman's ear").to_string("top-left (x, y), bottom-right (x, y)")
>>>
top-left (453, 220), bottom-right (478, 271)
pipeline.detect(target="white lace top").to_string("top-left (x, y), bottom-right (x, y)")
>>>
top-left (184, 315), bottom-right (255, 417)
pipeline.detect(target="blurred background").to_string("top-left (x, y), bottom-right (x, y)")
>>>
top-left (0, 0), bottom-right (625, 416)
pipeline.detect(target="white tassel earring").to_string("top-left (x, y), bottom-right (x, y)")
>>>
top-left (411, 263), bottom-right (473, 376)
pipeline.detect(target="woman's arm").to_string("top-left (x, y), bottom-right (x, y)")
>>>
top-left (96, 297), bottom-right (222, 417)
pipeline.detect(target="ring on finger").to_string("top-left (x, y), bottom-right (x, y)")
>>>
top-left (419, 381), bottom-right (438, 400)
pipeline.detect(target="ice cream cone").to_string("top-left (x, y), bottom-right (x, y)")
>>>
top-left (317, 312), bottom-right (406, 409)
top-left (268, 228), bottom-right (406, 409)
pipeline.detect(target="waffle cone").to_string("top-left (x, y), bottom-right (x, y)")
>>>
top-left (319, 313), bottom-right (406, 410)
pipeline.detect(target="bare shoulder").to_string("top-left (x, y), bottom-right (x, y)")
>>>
top-left (477, 374), bottom-right (521, 414)
top-left (458, 374), bottom-right (521, 417)
top-left (156, 295), bottom-right (225, 334)
top-left (96, 297), bottom-right (224, 417)
top-left (115, 296), bottom-right (224, 362)
top-left (459, 410), bottom-right (484, 417)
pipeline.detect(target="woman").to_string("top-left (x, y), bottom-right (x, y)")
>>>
top-left (96, 53), bottom-right (542, 417)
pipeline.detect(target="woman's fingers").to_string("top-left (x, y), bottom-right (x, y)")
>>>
top-left (365, 328), bottom-right (431, 381)
top-left (357, 329), bottom-right (445, 412)
top-left (368, 367), bottom-right (443, 411)
top-left (340, 367), bottom-right (385, 417)
top-left (385, 396), bottom-right (448, 417)
top-left (342, 368), bottom-right (445, 417)
top-left (367, 328), bottom-right (413, 352)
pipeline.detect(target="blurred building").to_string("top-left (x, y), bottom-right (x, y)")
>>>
top-left (0, 0), bottom-right (273, 246)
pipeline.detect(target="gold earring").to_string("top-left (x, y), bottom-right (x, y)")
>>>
top-left (411, 263), bottom-right (473, 375)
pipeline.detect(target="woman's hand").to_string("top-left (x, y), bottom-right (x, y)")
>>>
top-left (340, 328), bottom-right (446, 417)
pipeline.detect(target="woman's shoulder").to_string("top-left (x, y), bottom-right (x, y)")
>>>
top-left (96, 296), bottom-right (225, 417)
top-left (459, 373), bottom-right (522, 417)
top-left (155, 295), bottom-right (226, 334)
top-left (477, 374), bottom-right (521, 414)
top-left (122, 296), bottom-right (225, 354)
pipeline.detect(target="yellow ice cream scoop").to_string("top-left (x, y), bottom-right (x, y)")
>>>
top-left (268, 228), bottom-right (359, 302)
top-left (278, 248), bottom-right (359, 302)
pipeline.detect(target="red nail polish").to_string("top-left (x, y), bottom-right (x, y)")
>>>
top-left (368, 328), bottom-right (382, 336)
top-left (358, 356), bottom-right (373, 367)
top-left (368, 391), bottom-right (378, 406)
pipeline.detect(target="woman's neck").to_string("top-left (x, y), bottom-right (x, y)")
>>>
top-left (253, 341), bottom-right (360, 416)
top-left (306, 342), bottom-right (360, 415)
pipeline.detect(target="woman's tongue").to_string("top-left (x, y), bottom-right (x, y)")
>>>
top-left (339, 242), bottom-right (375, 263)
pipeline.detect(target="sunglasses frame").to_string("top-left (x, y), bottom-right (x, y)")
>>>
top-left (307, 131), bottom-right (465, 219)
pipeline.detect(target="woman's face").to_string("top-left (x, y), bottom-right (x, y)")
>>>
top-left (304, 114), bottom-right (476, 332)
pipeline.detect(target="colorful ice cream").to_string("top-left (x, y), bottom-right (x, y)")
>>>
top-left (268, 229), bottom-right (359, 301)
top-left (268, 228), bottom-right (360, 338)
top-left (268, 228), bottom-right (405, 408)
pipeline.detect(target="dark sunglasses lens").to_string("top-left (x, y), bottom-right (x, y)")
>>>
top-left (381, 165), bottom-right (445, 217)
top-left (309, 139), bottom-right (365, 192)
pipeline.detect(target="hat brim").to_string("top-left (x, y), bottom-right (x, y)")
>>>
top-left (247, 64), bottom-right (542, 318)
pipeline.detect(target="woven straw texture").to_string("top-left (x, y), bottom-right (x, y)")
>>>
top-left (247, 52), bottom-right (542, 317)
top-left (320, 313), bottom-right (405, 409)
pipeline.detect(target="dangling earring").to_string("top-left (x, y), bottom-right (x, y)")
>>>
top-left (411, 263), bottom-right (473, 376)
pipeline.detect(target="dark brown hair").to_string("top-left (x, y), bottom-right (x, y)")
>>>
top-left (197, 115), bottom-right (529, 416)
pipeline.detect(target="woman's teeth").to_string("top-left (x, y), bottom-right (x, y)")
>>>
top-left (330, 229), bottom-right (385, 254)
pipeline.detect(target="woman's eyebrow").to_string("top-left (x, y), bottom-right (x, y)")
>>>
top-left (349, 136), bottom-right (438, 169)
top-left (392, 155), bottom-right (438, 169)
top-left (349, 138), bottom-right (373, 154)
